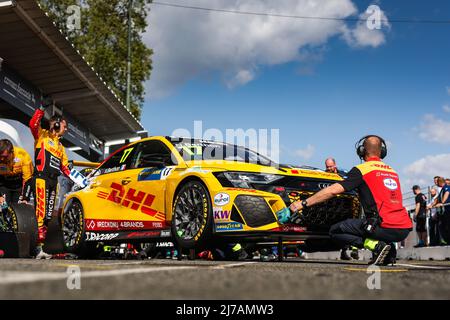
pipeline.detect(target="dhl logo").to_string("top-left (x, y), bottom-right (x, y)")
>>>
top-left (97, 183), bottom-right (165, 221)
top-left (47, 145), bottom-right (63, 158)
top-left (36, 180), bottom-right (46, 222)
top-left (372, 163), bottom-right (392, 170)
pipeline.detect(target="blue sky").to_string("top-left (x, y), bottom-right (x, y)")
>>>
top-left (2, 0), bottom-right (450, 191)
top-left (142, 0), bottom-right (450, 188)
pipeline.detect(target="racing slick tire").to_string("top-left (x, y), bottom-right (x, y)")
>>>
top-left (172, 181), bottom-right (213, 251)
top-left (62, 199), bottom-right (100, 259)
top-left (5, 204), bottom-right (38, 257)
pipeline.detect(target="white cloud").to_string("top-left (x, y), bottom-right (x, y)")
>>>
top-left (145, 0), bottom-right (389, 98)
top-left (404, 154), bottom-right (450, 188)
top-left (341, 7), bottom-right (390, 48)
top-left (226, 69), bottom-right (256, 89)
top-left (443, 105), bottom-right (450, 113)
top-left (419, 114), bottom-right (450, 144)
top-left (295, 144), bottom-right (315, 160)
top-left (447, 86), bottom-right (450, 95)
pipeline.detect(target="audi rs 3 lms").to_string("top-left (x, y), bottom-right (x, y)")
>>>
top-left (61, 136), bottom-right (361, 257)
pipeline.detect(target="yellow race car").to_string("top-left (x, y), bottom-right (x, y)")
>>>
top-left (61, 136), bottom-right (360, 257)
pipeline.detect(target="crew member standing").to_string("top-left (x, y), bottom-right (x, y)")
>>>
top-left (29, 98), bottom-right (71, 259)
top-left (286, 135), bottom-right (412, 265)
top-left (0, 139), bottom-right (34, 205)
top-left (412, 185), bottom-right (427, 248)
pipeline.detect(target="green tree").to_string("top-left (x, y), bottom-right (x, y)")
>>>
top-left (38, 0), bottom-right (153, 120)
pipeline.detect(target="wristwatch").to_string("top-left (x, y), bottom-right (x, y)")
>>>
top-left (301, 199), bottom-right (308, 209)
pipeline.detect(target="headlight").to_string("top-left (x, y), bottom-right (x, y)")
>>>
top-left (221, 172), bottom-right (283, 189)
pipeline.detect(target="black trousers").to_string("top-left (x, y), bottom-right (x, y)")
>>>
top-left (429, 216), bottom-right (440, 246)
top-left (330, 219), bottom-right (411, 249)
top-left (438, 211), bottom-right (450, 244)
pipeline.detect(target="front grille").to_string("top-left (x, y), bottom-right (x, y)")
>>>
top-left (288, 191), bottom-right (359, 231)
top-left (234, 195), bottom-right (277, 228)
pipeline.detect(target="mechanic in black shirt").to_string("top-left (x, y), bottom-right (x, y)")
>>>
top-left (287, 135), bottom-right (412, 266)
top-left (412, 185), bottom-right (427, 248)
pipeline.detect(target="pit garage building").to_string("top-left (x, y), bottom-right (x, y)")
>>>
top-left (0, 0), bottom-right (145, 161)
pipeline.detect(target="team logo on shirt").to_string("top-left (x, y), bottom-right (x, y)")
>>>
top-left (383, 178), bottom-right (398, 191)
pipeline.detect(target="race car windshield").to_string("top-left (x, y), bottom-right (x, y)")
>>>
top-left (170, 139), bottom-right (275, 167)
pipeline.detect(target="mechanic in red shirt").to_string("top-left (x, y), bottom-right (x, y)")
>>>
top-left (288, 135), bottom-right (412, 266)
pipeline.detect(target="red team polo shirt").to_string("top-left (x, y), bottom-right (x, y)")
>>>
top-left (339, 157), bottom-right (412, 230)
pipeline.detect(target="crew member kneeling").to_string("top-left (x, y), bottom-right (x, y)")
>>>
top-left (0, 139), bottom-right (34, 206)
top-left (29, 98), bottom-right (71, 259)
top-left (287, 135), bottom-right (412, 266)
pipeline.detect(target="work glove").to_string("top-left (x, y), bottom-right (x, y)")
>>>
top-left (0, 194), bottom-right (8, 211)
top-left (363, 215), bottom-right (381, 235)
top-left (277, 207), bottom-right (302, 225)
top-left (39, 95), bottom-right (53, 110)
top-left (70, 169), bottom-right (89, 189)
top-left (277, 207), bottom-right (291, 224)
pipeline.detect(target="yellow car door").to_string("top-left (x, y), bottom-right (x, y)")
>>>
top-left (86, 145), bottom-right (140, 230)
top-left (121, 139), bottom-right (178, 230)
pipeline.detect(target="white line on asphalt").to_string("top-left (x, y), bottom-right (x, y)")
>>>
top-left (0, 266), bottom-right (197, 285)
top-left (0, 262), bottom-right (258, 285)
top-left (211, 262), bottom-right (258, 269)
top-left (396, 263), bottom-right (450, 270)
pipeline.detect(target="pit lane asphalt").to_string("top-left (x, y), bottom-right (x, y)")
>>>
top-left (0, 258), bottom-right (449, 299)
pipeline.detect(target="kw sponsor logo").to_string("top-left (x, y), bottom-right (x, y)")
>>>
top-left (97, 183), bottom-right (165, 220)
top-left (213, 208), bottom-right (231, 221)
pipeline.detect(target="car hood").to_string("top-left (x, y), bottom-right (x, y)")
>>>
top-left (184, 160), bottom-right (343, 181)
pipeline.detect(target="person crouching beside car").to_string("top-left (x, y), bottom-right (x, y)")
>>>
top-left (281, 135), bottom-right (412, 266)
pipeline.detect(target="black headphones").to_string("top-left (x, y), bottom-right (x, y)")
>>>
top-left (355, 135), bottom-right (387, 160)
top-left (51, 115), bottom-right (63, 132)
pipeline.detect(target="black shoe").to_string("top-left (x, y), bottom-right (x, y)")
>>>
top-left (230, 249), bottom-right (248, 261)
top-left (382, 245), bottom-right (397, 266)
top-left (369, 241), bottom-right (391, 266)
top-left (340, 249), bottom-right (351, 261)
top-left (350, 248), bottom-right (360, 260)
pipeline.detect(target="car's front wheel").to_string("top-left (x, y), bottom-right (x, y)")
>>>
top-left (172, 181), bottom-right (213, 250)
top-left (62, 199), bottom-right (99, 258)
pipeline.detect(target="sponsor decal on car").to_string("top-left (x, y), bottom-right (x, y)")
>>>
top-left (214, 193), bottom-right (230, 206)
top-left (120, 147), bottom-right (134, 163)
top-left (85, 232), bottom-right (119, 242)
top-left (85, 219), bottom-right (164, 231)
top-left (126, 231), bottom-right (160, 239)
top-left (156, 242), bottom-right (174, 248)
top-left (215, 222), bottom-right (244, 231)
top-left (96, 183), bottom-right (165, 220)
top-left (138, 167), bottom-right (174, 181)
top-left (281, 225), bottom-right (308, 233)
top-left (213, 207), bottom-right (231, 221)
top-left (160, 230), bottom-right (171, 237)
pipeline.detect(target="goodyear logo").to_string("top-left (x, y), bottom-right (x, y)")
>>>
top-left (97, 183), bottom-right (165, 221)
top-left (215, 222), bottom-right (244, 232)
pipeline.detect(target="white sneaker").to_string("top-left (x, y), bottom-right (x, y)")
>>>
top-left (35, 247), bottom-right (52, 260)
